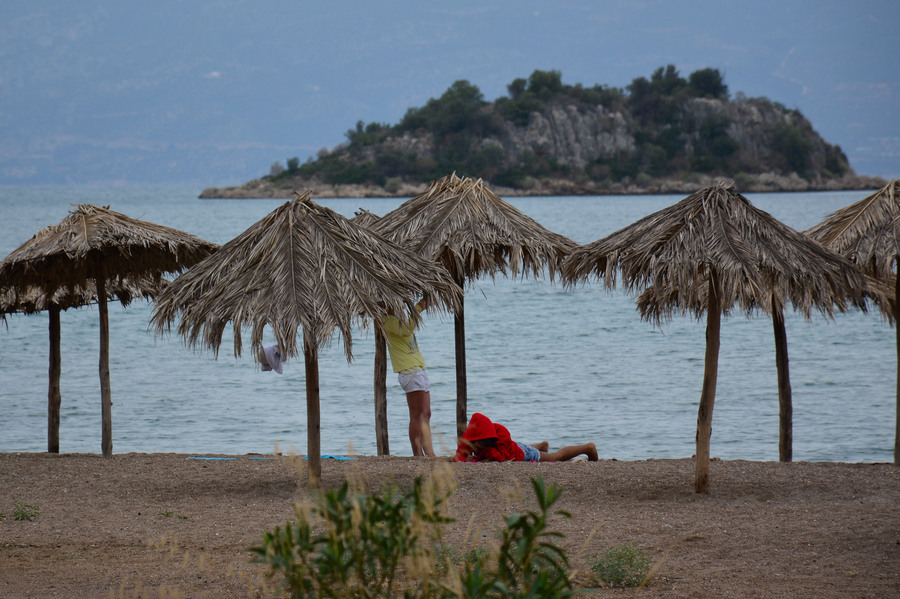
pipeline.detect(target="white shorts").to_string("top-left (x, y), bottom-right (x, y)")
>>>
top-left (398, 369), bottom-right (430, 393)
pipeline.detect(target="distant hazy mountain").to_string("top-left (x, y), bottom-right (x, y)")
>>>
top-left (3, 3), bottom-right (896, 187)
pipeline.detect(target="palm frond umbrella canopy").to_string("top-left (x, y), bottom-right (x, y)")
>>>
top-left (805, 179), bottom-right (900, 463)
top-left (0, 205), bottom-right (218, 457)
top-left (150, 192), bottom-right (461, 485)
top-left (561, 182), bottom-right (867, 493)
top-left (350, 208), bottom-right (382, 230)
top-left (374, 173), bottom-right (577, 436)
top-left (1, 277), bottom-right (162, 315)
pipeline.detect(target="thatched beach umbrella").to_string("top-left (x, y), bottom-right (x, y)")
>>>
top-left (1, 277), bottom-right (165, 453)
top-left (150, 192), bottom-right (461, 484)
top-left (375, 173), bottom-right (577, 435)
top-left (0, 205), bottom-right (217, 457)
top-left (350, 208), bottom-right (381, 230)
top-left (562, 182), bottom-right (867, 492)
top-left (805, 179), bottom-right (900, 463)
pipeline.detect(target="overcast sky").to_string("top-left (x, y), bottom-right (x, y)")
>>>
top-left (2, 0), bottom-right (898, 186)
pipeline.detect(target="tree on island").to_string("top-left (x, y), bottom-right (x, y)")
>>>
top-left (261, 65), bottom-right (852, 193)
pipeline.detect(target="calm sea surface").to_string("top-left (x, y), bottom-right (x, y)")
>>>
top-left (0, 184), bottom-right (894, 462)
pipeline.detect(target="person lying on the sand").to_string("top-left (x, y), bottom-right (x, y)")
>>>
top-left (453, 412), bottom-right (598, 462)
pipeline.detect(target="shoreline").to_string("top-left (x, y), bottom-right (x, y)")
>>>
top-left (1, 450), bottom-right (895, 464)
top-left (198, 172), bottom-right (889, 200)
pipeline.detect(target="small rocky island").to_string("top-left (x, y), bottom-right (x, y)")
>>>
top-left (201, 67), bottom-right (886, 199)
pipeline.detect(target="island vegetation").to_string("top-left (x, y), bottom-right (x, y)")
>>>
top-left (201, 65), bottom-right (885, 198)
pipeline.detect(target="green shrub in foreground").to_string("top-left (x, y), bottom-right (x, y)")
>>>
top-left (490, 476), bottom-right (572, 598)
top-left (251, 473), bottom-right (574, 598)
top-left (252, 475), bottom-right (451, 598)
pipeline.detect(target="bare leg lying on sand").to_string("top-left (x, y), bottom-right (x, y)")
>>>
top-left (530, 440), bottom-right (599, 461)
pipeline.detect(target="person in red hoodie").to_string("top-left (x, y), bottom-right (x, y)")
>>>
top-left (453, 412), bottom-right (599, 462)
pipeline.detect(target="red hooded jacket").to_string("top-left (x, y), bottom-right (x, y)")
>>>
top-left (453, 412), bottom-right (525, 462)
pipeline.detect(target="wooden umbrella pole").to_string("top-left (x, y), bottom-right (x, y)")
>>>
top-left (97, 270), bottom-right (113, 459)
top-left (773, 305), bottom-right (793, 462)
top-left (455, 293), bottom-right (468, 438)
top-left (374, 328), bottom-right (389, 456)
top-left (895, 269), bottom-right (899, 465)
top-left (48, 304), bottom-right (61, 454)
top-left (695, 268), bottom-right (721, 494)
top-left (304, 329), bottom-right (321, 487)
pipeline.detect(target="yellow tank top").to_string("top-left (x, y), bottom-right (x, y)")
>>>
top-left (382, 305), bottom-right (426, 373)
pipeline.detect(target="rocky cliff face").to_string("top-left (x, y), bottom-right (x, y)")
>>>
top-left (358, 105), bottom-right (637, 169)
top-left (691, 97), bottom-right (834, 175)
top-left (200, 96), bottom-right (885, 199)
top-left (490, 104), bottom-right (636, 168)
top-left (483, 96), bottom-right (838, 175)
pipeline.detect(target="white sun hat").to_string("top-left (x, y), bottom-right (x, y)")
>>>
top-left (258, 344), bottom-right (283, 374)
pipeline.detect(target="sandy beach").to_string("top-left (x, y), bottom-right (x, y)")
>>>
top-left (1, 452), bottom-right (897, 598)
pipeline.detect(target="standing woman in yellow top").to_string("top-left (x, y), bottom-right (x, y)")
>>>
top-left (383, 298), bottom-right (434, 456)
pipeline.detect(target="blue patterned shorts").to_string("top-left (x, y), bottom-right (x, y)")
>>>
top-left (517, 442), bottom-right (541, 462)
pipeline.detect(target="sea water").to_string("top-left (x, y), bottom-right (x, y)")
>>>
top-left (0, 184), bottom-right (894, 462)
